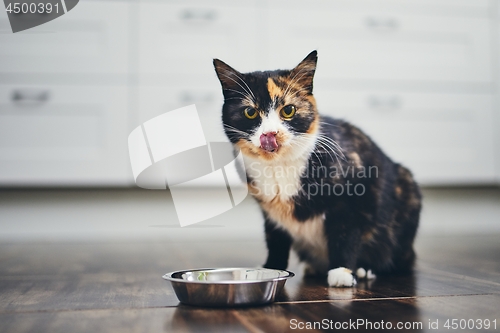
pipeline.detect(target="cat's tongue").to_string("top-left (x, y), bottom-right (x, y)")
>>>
top-left (260, 133), bottom-right (279, 152)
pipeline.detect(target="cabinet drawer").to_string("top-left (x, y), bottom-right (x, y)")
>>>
top-left (0, 1), bottom-right (130, 75)
top-left (138, 1), bottom-right (259, 81)
top-left (0, 85), bottom-right (131, 185)
top-left (267, 0), bottom-right (492, 83)
top-left (314, 90), bottom-right (495, 184)
top-left (137, 84), bottom-right (226, 143)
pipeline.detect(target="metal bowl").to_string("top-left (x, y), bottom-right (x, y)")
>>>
top-left (163, 267), bottom-right (294, 307)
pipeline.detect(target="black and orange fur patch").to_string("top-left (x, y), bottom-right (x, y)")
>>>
top-left (214, 50), bottom-right (421, 279)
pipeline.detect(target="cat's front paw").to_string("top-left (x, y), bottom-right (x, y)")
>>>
top-left (328, 268), bottom-right (357, 287)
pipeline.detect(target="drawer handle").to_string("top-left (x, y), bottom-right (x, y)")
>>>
top-left (180, 9), bottom-right (216, 22)
top-left (180, 92), bottom-right (214, 104)
top-left (365, 17), bottom-right (399, 31)
top-left (11, 89), bottom-right (50, 105)
top-left (367, 96), bottom-right (401, 110)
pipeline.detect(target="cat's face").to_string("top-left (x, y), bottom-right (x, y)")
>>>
top-left (214, 51), bottom-right (319, 162)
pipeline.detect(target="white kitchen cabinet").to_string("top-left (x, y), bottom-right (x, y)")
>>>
top-left (0, 1), bottom-right (130, 75)
top-left (314, 89), bottom-right (496, 184)
top-left (267, 0), bottom-right (493, 84)
top-left (0, 85), bottom-right (132, 186)
top-left (0, 0), bottom-right (498, 187)
top-left (138, 0), bottom-right (260, 82)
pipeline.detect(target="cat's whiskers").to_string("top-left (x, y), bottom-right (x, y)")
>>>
top-left (287, 134), bottom-right (314, 151)
top-left (219, 71), bottom-right (256, 102)
top-left (223, 124), bottom-right (250, 139)
top-left (223, 88), bottom-right (252, 101)
top-left (316, 130), bottom-right (346, 158)
top-left (318, 121), bottom-right (346, 165)
top-left (318, 121), bottom-right (341, 129)
top-left (295, 139), bottom-right (324, 168)
top-left (223, 96), bottom-right (246, 102)
top-left (324, 137), bottom-right (346, 161)
top-left (288, 134), bottom-right (324, 168)
top-left (230, 70), bottom-right (256, 101)
top-left (295, 130), bottom-right (345, 166)
top-left (316, 134), bottom-right (346, 162)
top-left (314, 138), bottom-right (338, 166)
top-left (321, 142), bottom-right (344, 166)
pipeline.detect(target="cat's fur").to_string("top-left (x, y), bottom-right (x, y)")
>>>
top-left (213, 51), bottom-right (421, 287)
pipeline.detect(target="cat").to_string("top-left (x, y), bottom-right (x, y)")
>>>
top-left (213, 51), bottom-right (421, 287)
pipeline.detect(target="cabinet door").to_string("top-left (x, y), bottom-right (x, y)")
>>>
top-left (0, 85), bottom-right (131, 185)
top-left (137, 83), bottom-right (226, 143)
top-left (138, 0), bottom-right (259, 82)
top-left (0, 1), bottom-right (130, 74)
top-left (267, 0), bottom-right (492, 84)
top-left (314, 90), bottom-right (495, 184)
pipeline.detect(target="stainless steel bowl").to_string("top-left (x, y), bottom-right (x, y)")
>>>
top-left (163, 267), bottom-right (294, 307)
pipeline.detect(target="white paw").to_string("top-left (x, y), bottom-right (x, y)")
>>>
top-left (328, 268), bottom-right (357, 287)
top-left (356, 267), bottom-right (376, 280)
top-left (366, 269), bottom-right (376, 280)
top-left (356, 267), bottom-right (366, 279)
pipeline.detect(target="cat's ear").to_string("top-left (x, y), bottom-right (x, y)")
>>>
top-left (289, 50), bottom-right (318, 93)
top-left (213, 59), bottom-right (243, 92)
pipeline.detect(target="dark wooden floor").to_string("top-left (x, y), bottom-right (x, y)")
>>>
top-left (0, 235), bottom-right (499, 332)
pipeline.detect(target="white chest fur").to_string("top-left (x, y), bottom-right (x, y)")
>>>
top-left (244, 155), bottom-right (306, 203)
top-left (243, 154), bottom-right (329, 270)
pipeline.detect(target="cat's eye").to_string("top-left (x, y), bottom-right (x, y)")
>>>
top-left (244, 107), bottom-right (258, 119)
top-left (281, 105), bottom-right (296, 118)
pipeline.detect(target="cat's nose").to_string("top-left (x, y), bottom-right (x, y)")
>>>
top-left (260, 132), bottom-right (279, 152)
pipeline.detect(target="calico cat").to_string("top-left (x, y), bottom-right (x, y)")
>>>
top-left (213, 51), bottom-right (421, 287)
